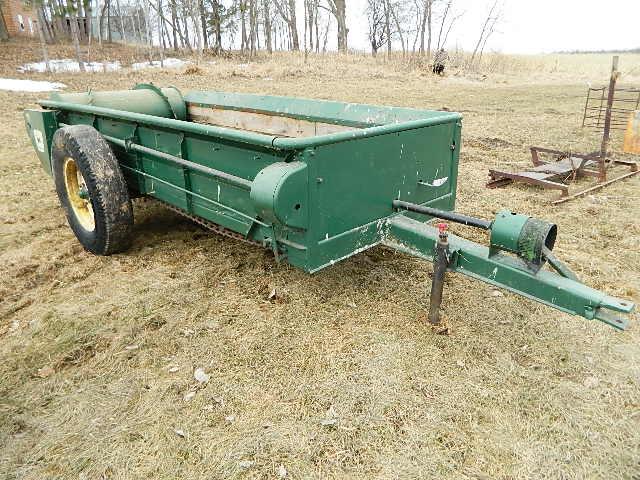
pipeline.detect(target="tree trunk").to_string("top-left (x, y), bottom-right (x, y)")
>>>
top-left (321, 16), bottom-right (328, 52)
top-left (333, 0), bottom-right (347, 52)
top-left (85, 0), bottom-right (92, 45)
top-left (58, 0), bottom-right (70, 37)
top-left (170, 0), bottom-right (179, 49)
top-left (212, 0), bottom-right (222, 52)
top-left (107, 0), bottom-right (112, 42)
top-left (76, 0), bottom-right (85, 41)
top-left (192, 0), bottom-right (204, 55)
top-left (162, 19), bottom-right (171, 48)
top-left (384, 0), bottom-right (391, 57)
top-left (115, 0), bottom-right (127, 43)
top-left (287, 0), bottom-right (299, 50)
top-left (436, 0), bottom-right (449, 51)
top-left (69, 8), bottom-right (85, 72)
top-left (41, 4), bottom-right (55, 42)
top-left (240, 1), bottom-right (247, 52)
top-left (157, 0), bottom-right (165, 66)
top-left (249, 0), bottom-right (257, 56)
top-left (142, 0), bottom-right (153, 63)
top-left (273, 0), bottom-right (298, 50)
top-left (35, 19), bottom-right (51, 71)
top-left (198, 0), bottom-right (208, 48)
top-left (96, 0), bottom-right (103, 44)
top-left (419, 0), bottom-right (430, 56)
top-left (263, 0), bottom-right (272, 53)
top-left (37, 6), bottom-right (54, 43)
top-left (390, 2), bottom-right (405, 56)
top-left (306, 0), bottom-right (313, 51)
top-left (426, 0), bottom-right (432, 59)
top-left (314, 0), bottom-right (319, 52)
top-left (470, 0), bottom-right (497, 67)
top-left (132, 8), bottom-right (142, 47)
top-left (181, 11), bottom-right (191, 49)
top-left (303, 0), bottom-right (307, 54)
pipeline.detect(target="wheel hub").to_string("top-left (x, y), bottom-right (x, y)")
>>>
top-left (63, 157), bottom-right (95, 232)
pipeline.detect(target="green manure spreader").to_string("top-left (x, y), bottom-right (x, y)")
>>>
top-left (24, 84), bottom-right (634, 329)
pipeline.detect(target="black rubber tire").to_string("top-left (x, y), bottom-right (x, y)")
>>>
top-left (52, 125), bottom-right (134, 255)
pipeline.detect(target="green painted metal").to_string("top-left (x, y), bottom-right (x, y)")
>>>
top-left (25, 85), bottom-right (635, 329)
top-left (490, 210), bottom-right (530, 253)
top-left (49, 86), bottom-right (186, 120)
top-left (489, 210), bottom-right (557, 272)
top-left (384, 215), bottom-right (633, 330)
top-left (250, 162), bottom-right (308, 229)
top-left (24, 108), bottom-right (58, 175)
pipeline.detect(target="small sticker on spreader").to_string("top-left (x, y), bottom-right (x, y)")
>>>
top-left (33, 129), bottom-right (45, 153)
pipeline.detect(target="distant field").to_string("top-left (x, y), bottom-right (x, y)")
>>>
top-left (1, 39), bottom-right (639, 479)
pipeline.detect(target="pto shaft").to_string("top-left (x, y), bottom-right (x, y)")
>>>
top-left (393, 200), bottom-right (492, 229)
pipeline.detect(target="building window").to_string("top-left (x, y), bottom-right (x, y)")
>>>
top-left (28, 18), bottom-right (34, 35)
top-left (17, 14), bottom-right (24, 31)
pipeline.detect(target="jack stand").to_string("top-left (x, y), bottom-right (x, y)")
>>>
top-left (428, 223), bottom-right (450, 325)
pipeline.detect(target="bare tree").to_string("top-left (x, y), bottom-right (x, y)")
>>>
top-left (34, 19), bottom-right (51, 71)
top-left (142, 0), bottom-right (154, 63)
top-left (366, 0), bottom-right (386, 56)
top-left (68, 1), bottom-right (85, 71)
top-left (273, 0), bottom-right (299, 50)
top-left (115, 0), bottom-right (127, 42)
top-left (152, 0), bottom-right (192, 50)
top-left (206, 0), bottom-right (224, 53)
top-left (388, 0), bottom-right (405, 56)
top-left (250, 0), bottom-right (259, 55)
top-left (436, 1), bottom-right (462, 51)
top-left (470, 0), bottom-right (501, 67)
top-left (263, 0), bottom-right (272, 52)
top-left (157, 0), bottom-right (165, 66)
top-left (169, 0), bottom-right (179, 49)
top-left (383, 0), bottom-right (391, 57)
top-left (418, 0), bottom-right (432, 57)
top-left (321, 0), bottom-right (347, 52)
top-left (191, 0), bottom-right (204, 54)
top-left (199, 0), bottom-right (208, 48)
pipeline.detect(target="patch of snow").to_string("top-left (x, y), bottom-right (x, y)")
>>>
top-left (0, 78), bottom-right (66, 92)
top-left (19, 59), bottom-right (121, 73)
top-left (131, 58), bottom-right (190, 70)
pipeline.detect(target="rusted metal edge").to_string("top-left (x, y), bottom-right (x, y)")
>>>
top-left (551, 170), bottom-right (640, 205)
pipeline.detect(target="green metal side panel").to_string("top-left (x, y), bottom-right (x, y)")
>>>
top-left (296, 119), bottom-right (461, 273)
top-left (182, 136), bottom-right (286, 233)
top-left (24, 109), bottom-right (58, 176)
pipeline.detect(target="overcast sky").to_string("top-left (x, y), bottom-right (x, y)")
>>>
top-left (314, 0), bottom-right (640, 54)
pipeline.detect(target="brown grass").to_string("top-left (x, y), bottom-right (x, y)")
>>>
top-left (1, 39), bottom-right (639, 479)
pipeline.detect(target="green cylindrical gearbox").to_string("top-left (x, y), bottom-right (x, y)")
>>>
top-left (490, 210), bottom-right (557, 271)
top-left (49, 84), bottom-right (186, 120)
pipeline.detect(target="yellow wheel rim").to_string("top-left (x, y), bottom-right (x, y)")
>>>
top-left (63, 157), bottom-right (95, 232)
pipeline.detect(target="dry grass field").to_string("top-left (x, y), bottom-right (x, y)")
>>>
top-left (1, 40), bottom-right (639, 479)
